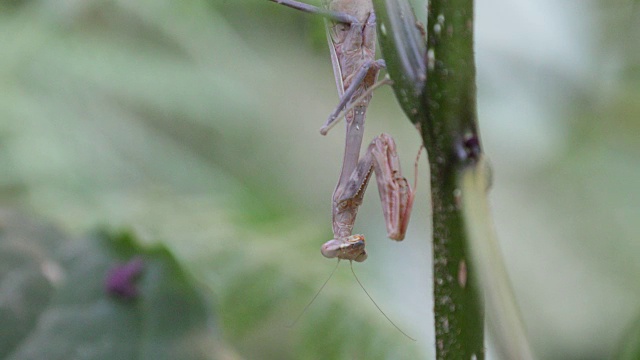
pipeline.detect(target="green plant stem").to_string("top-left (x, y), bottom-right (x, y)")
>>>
top-left (374, 0), bottom-right (485, 357)
top-left (421, 1), bottom-right (485, 358)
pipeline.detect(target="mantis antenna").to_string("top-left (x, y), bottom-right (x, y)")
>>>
top-left (286, 260), bottom-right (341, 328)
top-left (288, 260), bottom-right (416, 342)
top-left (349, 261), bottom-right (416, 341)
top-left (320, 76), bottom-right (394, 135)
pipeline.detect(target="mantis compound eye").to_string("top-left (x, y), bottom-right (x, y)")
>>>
top-left (321, 239), bottom-right (342, 259)
top-left (345, 234), bottom-right (367, 262)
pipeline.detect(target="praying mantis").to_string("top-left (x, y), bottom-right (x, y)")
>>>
top-left (269, 0), bottom-right (417, 263)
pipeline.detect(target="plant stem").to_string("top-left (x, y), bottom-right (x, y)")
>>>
top-left (421, 0), bottom-right (485, 358)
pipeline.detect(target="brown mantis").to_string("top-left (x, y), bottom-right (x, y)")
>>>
top-left (270, 0), bottom-right (419, 340)
top-left (270, 0), bottom-right (418, 263)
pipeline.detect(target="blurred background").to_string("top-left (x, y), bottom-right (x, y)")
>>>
top-left (0, 0), bottom-right (638, 359)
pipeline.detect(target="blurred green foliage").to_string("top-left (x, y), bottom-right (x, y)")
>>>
top-left (0, 0), bottom-right (639, 359)
top-left (0, 213), bottom-right (222, 360)
top-left (0, 0), bottom-right (424, 359)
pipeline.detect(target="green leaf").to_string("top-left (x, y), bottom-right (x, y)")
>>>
top-left (0, 212), bottom-right (224, 360)
top-left (372, 0), bottom-right (426, 123)
top-left (460, 159), bottom-right (534, 360)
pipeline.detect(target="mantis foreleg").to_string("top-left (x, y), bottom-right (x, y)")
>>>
top-left (322, 134), bottom-right (416, 261)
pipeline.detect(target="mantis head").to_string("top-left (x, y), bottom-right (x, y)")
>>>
top-left (321, 234), bottom-right (368, 262)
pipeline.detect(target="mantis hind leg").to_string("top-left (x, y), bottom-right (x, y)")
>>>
top-left (320, 59), bottom-right (387, 135)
